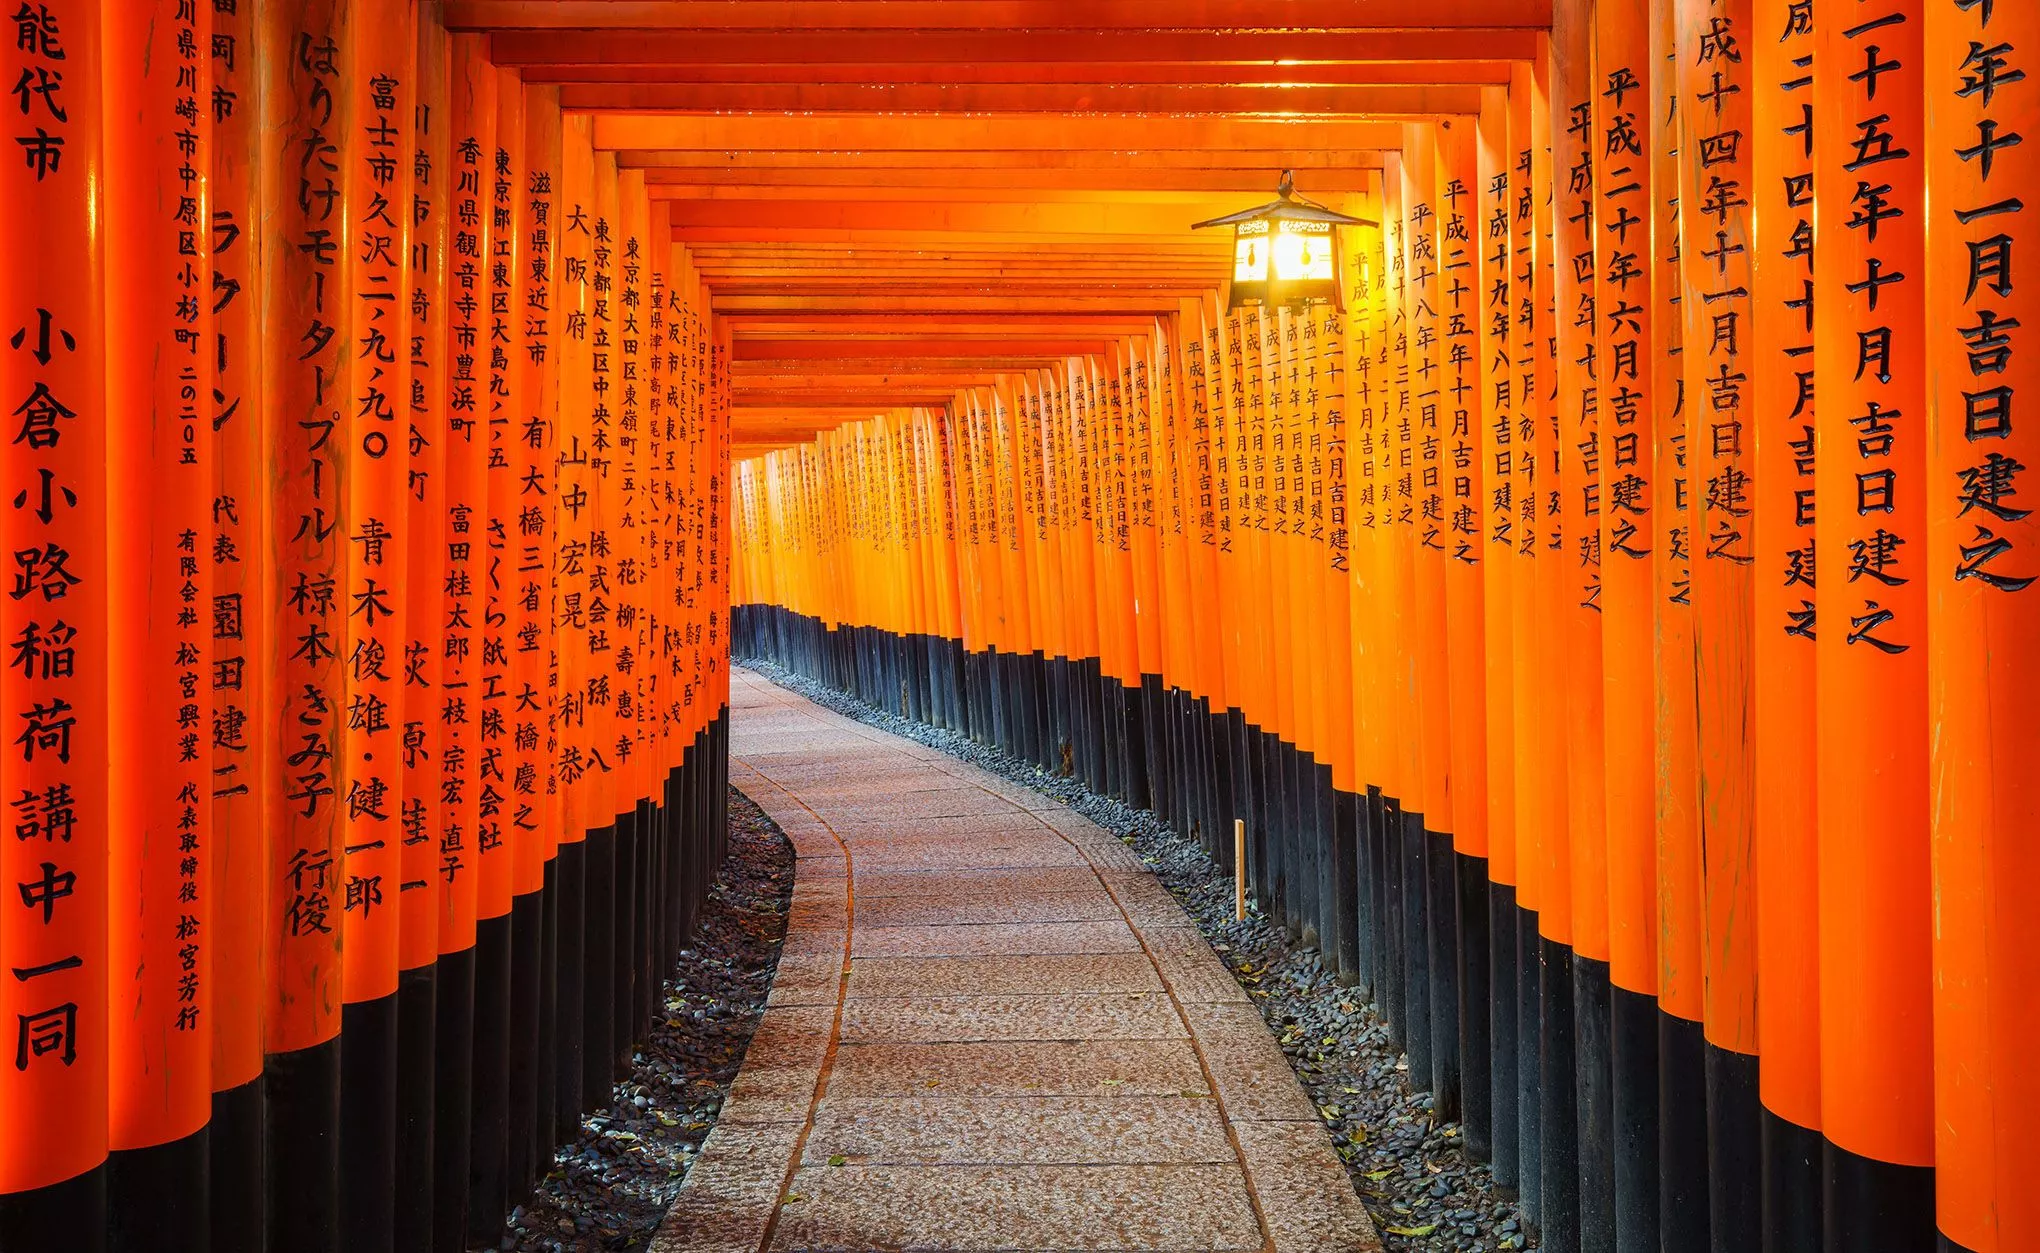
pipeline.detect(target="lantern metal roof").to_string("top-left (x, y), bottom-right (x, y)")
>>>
top-left (1190, 171), bottom-right (1377, 232)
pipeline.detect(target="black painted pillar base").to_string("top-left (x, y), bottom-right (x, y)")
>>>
top-left (339, 990), bottom-right (400, 1252)
top-left (1447, 849), bottom-right (1486, 1139)
top-left (107, 1126), bottom-right (208, 1253)
top-left (467, 912), bottom-right (514, 1248)
top-left (1610, 982), bottom-right (1660, 1253)
top-left (209, 1075), bottom-right (262, 1253)
top-left (506, 888), bottom-right (545, 1205)
top-left (1573, 956), bottom-right (1615, 1253)
top-left (1331, 788), bottom-right (1361, 987)
top-left (431, 945), bottom-right (476, 1253)
top-left (1707, 1044), bottom-right (1762, 1253)
top-left (582, 823), bottom-right (617, 1114)
top-left (1487, 882), bottom-right (1519, 1192)
top-left (1379, 796), bottom-right (1406, 1053)
top-left (1400, 807), bottom-right (1432, 1084)
top-left (1516, 907), bottom-right (1542, 1229)
top-left (1823, 1140), bottom-right (1935, 1253)
top-left (395, 963), bottom-right (438, 1253)
top-left (1761, 1107), bottom-right (1823, 1253)
top-left (265, 1034), bottom-right (342, 1253)
top-left (554, 839), bottom-right (587, 1137)
top-left (0, 1162), bottom-right (106, 1253)
top-left (1540, 936), bottom-right (1578, 1253)
top-left (1661, 1012), bottom-right (1711, 1253)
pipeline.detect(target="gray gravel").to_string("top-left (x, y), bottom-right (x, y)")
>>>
top-left (503, 786), bottom-right (795, 1252)
top-left (740, 658), bottom-right (1530, 1253)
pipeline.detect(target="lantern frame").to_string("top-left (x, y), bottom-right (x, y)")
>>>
top-left (1193, 171), bottom-right (1376, 313)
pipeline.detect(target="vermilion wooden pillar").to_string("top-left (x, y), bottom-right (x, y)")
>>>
top-left (580, 143), bottom-right (621, 1122)
top-left (492, 73), bottom-right (545, 1216)
top-left (1672, 1), bottom-right (1762, 1249)
top-left (521, 81), bottom-right (564, 1170)
top-left (259, 3), bottom-right (351, 1248)
top-left (434, 33), bottom-right (493, 1253)
top-left (1588, 4), bottom-right (1659, 1247)
top-left (396, 10), bottom-right (449, 1250)
top-left (1748, 2), bottom-right (1823, 1248)
top-left (552, 110), bottom-right (596, 1137)
top-left (1436, 112), bottom-right (1490, 1149)
top-left (1379, 153), bottom-right (1424, 1087)
top-left (0, 2), bottom-right (110, 1247)
top-left (206, 0), bottom-right (268, 1244)
top-left (1472, 83), bottom-right (1518, 1181)
top-left (1924, 1), bottom-right (2038, 1249)
top-left (465, 63), bottom-right (524, 1246)
top-left (103, 0), bottom-right (216, 1247)
top-left (1516, 51), bottom-right (1560, 1226)
top-left (1549, 0), bottom-right (1598, 1244)
top-left (1812, 0), bottom-right (1937, 1245)
top-left (338, 5), bottom-right (417, 1246)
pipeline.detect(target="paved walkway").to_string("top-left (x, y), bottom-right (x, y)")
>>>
top-left (653, 668), bottom-right (1379, 1253)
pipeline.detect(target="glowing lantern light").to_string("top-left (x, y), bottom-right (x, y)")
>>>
top-left (1193, 170), bottom-right (1374, 312)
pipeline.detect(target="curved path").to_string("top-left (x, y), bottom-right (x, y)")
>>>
top-left (653, 668), bottom-right (1380, 1253)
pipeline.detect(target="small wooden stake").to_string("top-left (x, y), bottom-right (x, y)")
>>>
top-left (1234, 819), bottom-right (1247, 921)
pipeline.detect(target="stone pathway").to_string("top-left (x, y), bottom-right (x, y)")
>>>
top-left (652, 668), bottom-right (1380, 1253)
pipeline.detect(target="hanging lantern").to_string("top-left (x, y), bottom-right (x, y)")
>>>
top-left (1193, 170), bottom-right (1375, 312)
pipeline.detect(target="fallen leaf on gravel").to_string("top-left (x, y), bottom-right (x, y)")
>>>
top-left (1383, 1224), bottom-right (1437, 1238)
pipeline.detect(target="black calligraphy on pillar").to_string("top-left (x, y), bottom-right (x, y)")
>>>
top-left (1441, 169), bottom-right (1479, 565)
top-left (1832, 0), bottom-right (1921, 655)
top-left (1944, 0), bottom-right (2031, 593)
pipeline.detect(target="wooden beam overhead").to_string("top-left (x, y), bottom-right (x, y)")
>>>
top-left (451, 0), bottom-right (1551, 32)
top-left (731, 338), bottom-right (1116, 360)
top-left (711, 293), bottom-right (1185, 313)
top-left (734, 390), bottom-right (968, 406)
top-left (617, 148), bottom-right (1384, 170)
top-left (673, 227), bottom-right (1231, 246)
top-left (557, 82), bottom-right (1484, 115)
top-left (591, 113), bottom-right (1409, 153)
top-left (635, 167), bottom-right (1382, 193)
top-left (507, 29), bottom-right (1539, 70)
top-left (513, 60), bottom-right (1514, 86)
top-left (723, 314), bottom-right (1166, 336)
top-left (660, 197), bottom-right (1266, 234)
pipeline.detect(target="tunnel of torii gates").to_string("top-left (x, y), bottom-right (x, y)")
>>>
top-left (0, 0), bottom-right (2033, 1251)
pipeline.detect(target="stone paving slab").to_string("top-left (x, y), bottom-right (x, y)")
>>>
top-left (851, 920), bottom-right (1144, 958)
top-left (768, 1164), bottom-right (1263, 1252)
top-left (853, 888), bottom-right (1122, 928)
top-left (851, 865), bottom-right (1106, 899)
top-left (824, 1039), bottom-right (1210, 1099)
top-left (652, 669), bottom-right (1380, 1253)
top-left (845, 953), bottom-right (1165, 998)
top-left (803, 1095), bottom-right (1234, 1165)
top-left (838, 992), bottom-right (1185, 1044)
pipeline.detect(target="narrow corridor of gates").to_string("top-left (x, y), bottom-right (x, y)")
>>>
top-left (726, 4), bottom-right (2040, 1252)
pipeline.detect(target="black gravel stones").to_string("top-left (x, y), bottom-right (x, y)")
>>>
top-left (502, 788), bottom-right (794, 1253)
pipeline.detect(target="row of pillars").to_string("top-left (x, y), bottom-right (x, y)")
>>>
top-left (0, 3), bottom-right (736, 1251)
top-left (729, 0), bottom-right (2037, 1247)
